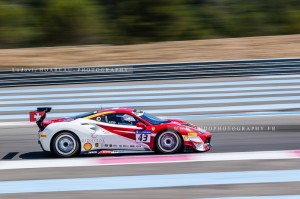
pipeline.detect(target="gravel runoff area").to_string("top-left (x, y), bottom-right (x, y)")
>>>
top-left (0, 34), bottom-right (300, 69)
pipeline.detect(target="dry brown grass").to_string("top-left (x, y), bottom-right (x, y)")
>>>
top-left (0, 34), bottom-right (300, 69)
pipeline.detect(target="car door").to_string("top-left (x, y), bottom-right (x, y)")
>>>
top-left (92, 113), bottom-right (150, 151)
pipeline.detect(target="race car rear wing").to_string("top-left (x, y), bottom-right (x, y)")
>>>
top-left (29, 107), bottom-right (52, 131)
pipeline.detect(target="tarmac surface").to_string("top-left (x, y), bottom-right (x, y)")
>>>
top-left (0, 75), bottom-right (299, 198)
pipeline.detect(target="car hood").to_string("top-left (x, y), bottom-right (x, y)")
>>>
top-left (166, 118), bottom-right (198, 129)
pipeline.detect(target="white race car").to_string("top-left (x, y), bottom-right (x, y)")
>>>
top-left (30, 107), bottom-right (212, 157)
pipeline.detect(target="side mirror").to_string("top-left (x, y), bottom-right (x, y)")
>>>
top-left (136, 122), bottom-right (146, 129)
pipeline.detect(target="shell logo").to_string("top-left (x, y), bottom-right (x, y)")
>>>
top-left (84, 143), bottom-right (92, 151)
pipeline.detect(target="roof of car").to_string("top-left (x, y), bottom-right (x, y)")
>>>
top-left (97, 107), bottom-right (135, 113)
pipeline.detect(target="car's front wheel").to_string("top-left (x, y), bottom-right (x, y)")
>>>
top-left (155, 130), bottom-right (182, 154)
top-left (51, 132), bottom-right (80, 158)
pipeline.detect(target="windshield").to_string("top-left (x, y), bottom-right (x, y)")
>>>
top-left (140, 112), bottom-right (168, 125)
top-left (68, 111), bottom-right (95, 119)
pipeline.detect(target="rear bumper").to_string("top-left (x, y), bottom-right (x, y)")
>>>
top-left (38, 130), bottom-right (51, 152)
top-left (38, 140), bottom-right (48, 152)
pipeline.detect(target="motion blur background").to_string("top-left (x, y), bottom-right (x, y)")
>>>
top-left (1, 0), bottom-right (300, 48)
top-left (0, 1), bottom-right (300, 199)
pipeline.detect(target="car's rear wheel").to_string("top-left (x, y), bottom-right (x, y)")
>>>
top-left (51, 132), bottom-right (80, 158)
top-left (155, 130), bottom-right (182, 154)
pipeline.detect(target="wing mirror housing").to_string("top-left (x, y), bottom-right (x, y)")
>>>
top-left (136, 122), bottom-right (146, 129)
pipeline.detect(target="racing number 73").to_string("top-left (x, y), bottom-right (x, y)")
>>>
top-left (135, 130), bottom-right (151, 143)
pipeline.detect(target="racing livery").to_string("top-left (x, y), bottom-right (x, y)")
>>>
top-left (30, 107), bottom-right (212, 158)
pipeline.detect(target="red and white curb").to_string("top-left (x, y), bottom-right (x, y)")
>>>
top-left (0, 150), bottom-right (300, 170)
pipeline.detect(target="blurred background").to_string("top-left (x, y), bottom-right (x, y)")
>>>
top-left (0, 1), bottom-right (300, 199)
top-left (1, 0), bottom-right (300, 48)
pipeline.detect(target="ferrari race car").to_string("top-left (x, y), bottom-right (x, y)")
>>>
top-left (29, 107), bottom-right (212, 158)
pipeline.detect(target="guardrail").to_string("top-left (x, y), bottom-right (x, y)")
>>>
top-left (0, 58), bottom-right (300, 87)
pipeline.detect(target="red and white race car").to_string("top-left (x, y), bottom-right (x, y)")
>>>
top-left (30, 107), bottom-right (212, 157)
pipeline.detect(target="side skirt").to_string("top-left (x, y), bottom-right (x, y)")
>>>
top-left (81, 149), bottom-right (155, 155)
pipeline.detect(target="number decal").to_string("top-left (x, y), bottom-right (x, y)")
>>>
top-left (136, 130), bottom-right (151, 143)
top-left (143, 135), bottom-right (148, 141)
top-left (138, 134), bottom-right (143, 142)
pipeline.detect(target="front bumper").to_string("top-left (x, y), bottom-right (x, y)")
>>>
top-left (193, 142), bottom-right (212, 151)
top-left (184, 132), bottom-right (212, 152)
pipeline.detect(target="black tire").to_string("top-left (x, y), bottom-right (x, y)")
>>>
top-left (155, 130), bottom-right (182, 154)
top-left (51, 131), bottom-right (80, 158)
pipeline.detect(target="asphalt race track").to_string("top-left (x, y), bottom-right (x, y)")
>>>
top-left (0, 74), bottom-right (300, 199)
top-left (0, 115), bottom-right (300, 159)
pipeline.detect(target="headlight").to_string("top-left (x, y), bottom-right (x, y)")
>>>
top-left (198, 127), bottom-right (207, 133)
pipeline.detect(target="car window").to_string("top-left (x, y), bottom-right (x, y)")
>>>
top-left (94, 113), bottom-right (138, 126)
top-left (139, 112), bottom-right (168, 125)
top-left (94, 115), bottom-right (106, 123)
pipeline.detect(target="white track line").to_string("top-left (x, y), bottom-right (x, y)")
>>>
top-left (0, 150), bottom-right (299, 170)
top-left (196, 195), bottom-right (300, 199)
